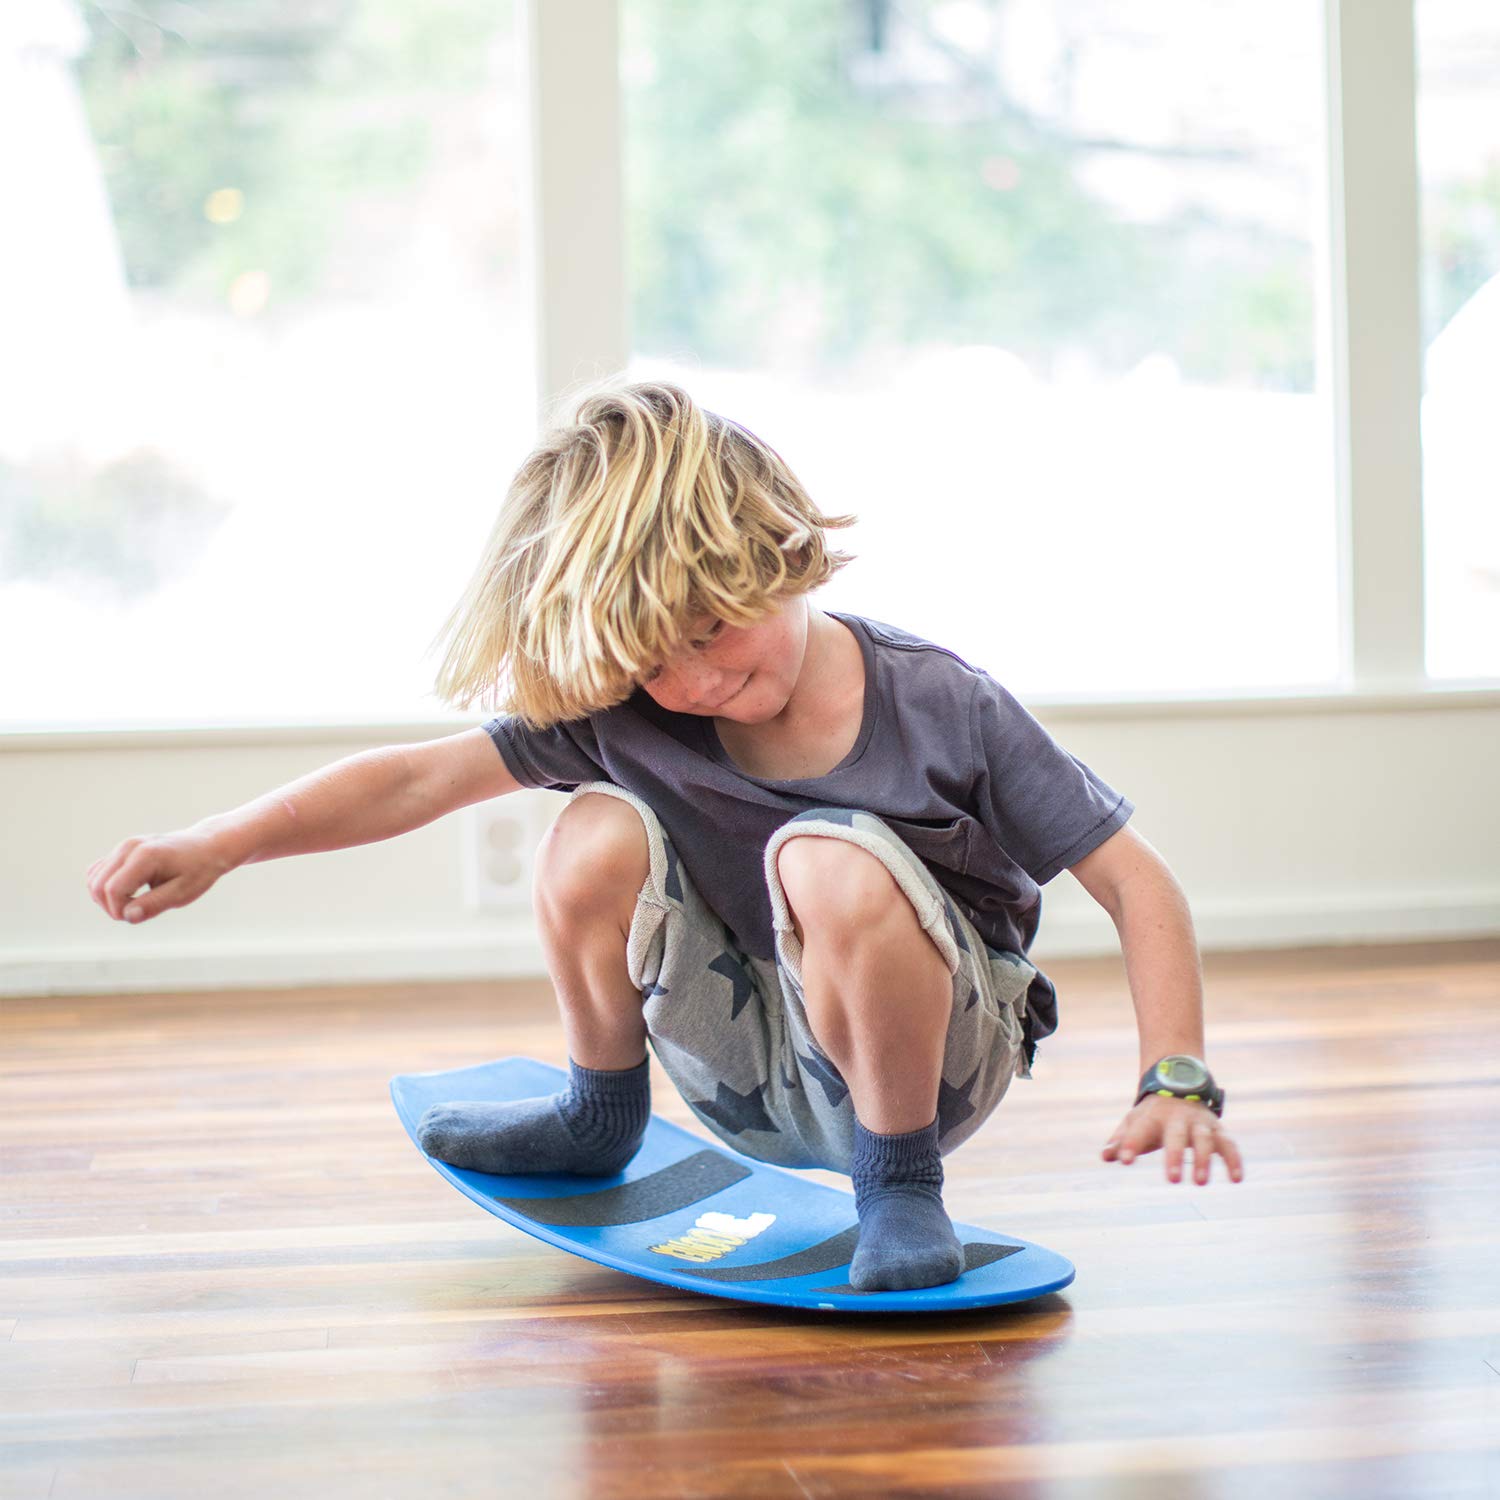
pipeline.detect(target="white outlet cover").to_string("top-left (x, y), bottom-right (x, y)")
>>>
top-left (464, 800), bottom-right (537, 911)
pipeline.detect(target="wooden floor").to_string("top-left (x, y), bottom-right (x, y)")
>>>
top-left (2, 938), bottom-right (1497, 1499)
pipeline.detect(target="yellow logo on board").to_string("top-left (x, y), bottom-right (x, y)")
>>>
top-left (648, 1210), bottom-right (776, 1263)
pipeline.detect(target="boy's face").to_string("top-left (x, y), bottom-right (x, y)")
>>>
top-left (635, 594), bottom-right (810, 723)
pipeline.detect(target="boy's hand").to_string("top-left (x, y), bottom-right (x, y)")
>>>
top-left (85, 830), bottom-right (236, 925)
top-left (1101, 1095), bottom-right (1245, 1184)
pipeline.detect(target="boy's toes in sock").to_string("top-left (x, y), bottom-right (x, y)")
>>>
top-left (416, 1055), bottom-right (650, 1177)
top-left (848, 1113), bottom-right (964, 1292)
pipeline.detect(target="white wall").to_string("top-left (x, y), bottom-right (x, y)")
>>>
top-left (6, 684), bottom-right (1496, 999)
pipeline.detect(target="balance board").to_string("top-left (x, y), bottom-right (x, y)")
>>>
top-left (391, 1056), bottom-right (1075, 1313)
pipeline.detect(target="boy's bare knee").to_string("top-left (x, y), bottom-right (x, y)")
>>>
top-left (776, 835), bottom-right (903, 944)
top-left (534, 793), bottom-right (650, 926)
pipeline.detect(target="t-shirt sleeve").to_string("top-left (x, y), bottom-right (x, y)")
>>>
top-left (968, 673), bottom-right (1135, 886)
top-left (481, 713), bottom-right (605, 792)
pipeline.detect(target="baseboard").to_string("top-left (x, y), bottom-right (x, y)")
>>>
top-left (0, 926), bottom-right (548, 998)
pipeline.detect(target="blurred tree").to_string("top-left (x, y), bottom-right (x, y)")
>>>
top-left (1422, 155), bottom-right (1500, 347)
top-left (0, 449), bottom-right (230, 602)
top-left (76, 0), bottom-right (507, 307)
top-left (67, 0), bottom-right (1497, 392)
top-left (625, 0), bottom-right (1318, 389)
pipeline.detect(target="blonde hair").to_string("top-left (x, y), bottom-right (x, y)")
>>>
top-left (427, 378), bottom-right (858, 729)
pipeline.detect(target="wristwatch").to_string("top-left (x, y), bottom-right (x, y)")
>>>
top-left (1134, 1054), bottom-right (1225, 1117)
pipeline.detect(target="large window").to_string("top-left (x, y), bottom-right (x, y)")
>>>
top-left (7, 3), bottom-right (1491, 729)
top-left (1416, 1), bottom-right (1500, 682)
top-left (0, 0), bottom-right (531, 725)
top-left (622, 0), bottom-right (1333, 696)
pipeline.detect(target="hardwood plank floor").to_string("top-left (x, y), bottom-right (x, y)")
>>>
top-left (2, 939), bottom-right (1497, 1499)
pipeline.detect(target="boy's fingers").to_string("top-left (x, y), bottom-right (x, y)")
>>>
top-left (123, 876), bottom-right (190, 918)
top-left (107, 871), bottom-right (150, 920)
top-left (93, 871), bottom-right (122, 913)
top-left (1219, 1133), bottom-right (1246, 1181)
top-left (1192, 1121), bottom-right (1215, 1184)
top-left (124, 878), bottom-right (176, 923)
top-left (1162, 1115), bottom-right (1190, 1180)
top-left (108, 850), bottom-right (169, 920)
top-left (102, 864), bottom-right (134, 920)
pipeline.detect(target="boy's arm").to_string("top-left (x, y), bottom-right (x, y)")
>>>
top-left (1073, 824), bottom-right (1246, 1185)
top-left (89, 727), bottom-right (525, 925)
top-left (196, 726), bottom-right (523, 867)
top-left (1069, 824), bottom-right (1206, 1071)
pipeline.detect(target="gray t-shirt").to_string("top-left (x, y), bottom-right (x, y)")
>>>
top-left (483, 609), bottom-right (1134, 1071)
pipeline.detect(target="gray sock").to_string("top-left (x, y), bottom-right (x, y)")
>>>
top-left (416, 1055), bottom-right (651, 1177)
top-left (848, 1113), bottom-right (964, 1292)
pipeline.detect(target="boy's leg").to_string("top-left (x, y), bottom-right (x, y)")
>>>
top-left (532, 792), bottom-right (654, 1071)
top-left (774, 831), bottom-right (963, 1291)
top-left (763, 807), bottom-right (1036, 1292)
top-left (418, 782), bottom-right (803, 1177)
top-left (775, 837), bottom-right (951, 1136)
top-left (416, 788), bottom-right (655, 1176)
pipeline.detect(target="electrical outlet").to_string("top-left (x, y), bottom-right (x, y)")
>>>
top-left (464, 797), bottom-right (544, 911)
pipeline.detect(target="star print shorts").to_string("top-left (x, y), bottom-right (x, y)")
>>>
top-left (560, 781), bottom-right (1038, 1176)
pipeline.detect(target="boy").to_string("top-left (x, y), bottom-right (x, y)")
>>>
top-left (85, 379), bottom-right (1244, 1293)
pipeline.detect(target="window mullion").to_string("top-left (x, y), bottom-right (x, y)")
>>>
top-left (521, 0), bottom-right (628, 429)
top-left (1323, 0), bottom-right (1427, 688)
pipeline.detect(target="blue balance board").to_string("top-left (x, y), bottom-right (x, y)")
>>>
top-left (391, 1056), bottom-right (1075, 1314)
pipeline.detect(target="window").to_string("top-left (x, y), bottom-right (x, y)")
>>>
top-left (0, 0), bottom-right (531, 725)
top-left (622, 0), bottom-right (1333, 696)
top-left (1416, 0), bottom-right (1500, 681)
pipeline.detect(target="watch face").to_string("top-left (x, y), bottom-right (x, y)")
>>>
top-left (1159, 1056), bottom-right (1207, 1087)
